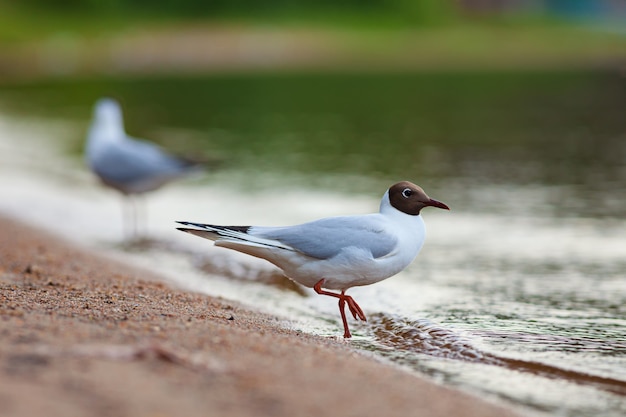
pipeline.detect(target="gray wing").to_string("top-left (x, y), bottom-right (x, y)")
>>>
top-left (93, 136), bottom-right (195, 185)
top-left (252, 215), bottom-right (398, 260)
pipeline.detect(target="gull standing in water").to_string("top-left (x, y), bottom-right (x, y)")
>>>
top-left (177, 181), bottom-right (449, 338)
top-left (86, 98), bottom-right (202, 240)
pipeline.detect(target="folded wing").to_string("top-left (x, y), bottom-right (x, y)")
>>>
top-left (252, 215), bottom-right (398, 260)
top-left (177, 215), bottom-right (398, 261)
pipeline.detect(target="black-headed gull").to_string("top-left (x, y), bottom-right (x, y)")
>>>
top-left (85, 98), bottom-right (201, 239)
top-left (177, 181), bottom-right (449, 338)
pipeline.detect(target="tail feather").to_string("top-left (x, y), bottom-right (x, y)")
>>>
top-left (176, 227), bottom-right (221, 241)
top-left (176, 221), bottom-right (295, 252)
top-left (176, 221), bottom-right (250, 242)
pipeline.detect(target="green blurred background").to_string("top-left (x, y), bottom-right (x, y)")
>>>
top-left (0, 0), bottom-right (625, 216)
top-left (1, 0), bottom-right (625, 72)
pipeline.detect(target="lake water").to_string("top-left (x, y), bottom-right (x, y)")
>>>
top-left (1, 72), bottom-right (625, 416)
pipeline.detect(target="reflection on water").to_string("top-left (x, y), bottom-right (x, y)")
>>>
top-left (1, 71), bottom-right (625, 416)
top-left (2, 71), bottom-right (625, 216)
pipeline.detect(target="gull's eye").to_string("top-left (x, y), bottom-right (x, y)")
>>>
top-left (402, 188), bottom-right (412, 198)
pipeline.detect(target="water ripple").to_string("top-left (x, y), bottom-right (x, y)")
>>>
top-left (369, 314), bottom-right (486, 362)
top-left (368, 313), bottom-right (626, 397)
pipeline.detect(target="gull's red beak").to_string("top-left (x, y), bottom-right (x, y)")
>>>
top-left (427, 198), bottom-right (450, 210)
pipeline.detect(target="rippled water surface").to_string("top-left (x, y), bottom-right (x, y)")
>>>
top-left (1, 71), bottom-right (625, 416)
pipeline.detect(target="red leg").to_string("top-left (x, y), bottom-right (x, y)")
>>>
top-left (342, 291), bottom-right (366, 322)
top-left (313, 279), bottom-right (367, 339)
top-left (337, 297), bottom-right (351, 339)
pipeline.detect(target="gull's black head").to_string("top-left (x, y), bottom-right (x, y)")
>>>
top-left (388, 181), bottom-right (450, 215)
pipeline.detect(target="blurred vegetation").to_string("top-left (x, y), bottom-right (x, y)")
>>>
top-left (3, 0), bottom-right (458, 20)
top-left (2, 0), bottom-right (623, 73)
top-left (0, 0), bottom-right (546, 43)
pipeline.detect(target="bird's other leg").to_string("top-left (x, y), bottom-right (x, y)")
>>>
top-left (341, 290), bottom-right (366, 322)
top-left (121, 195), bottom-right (131, 241)
top-left (131, 195), bottom-right (139, 240)
top-left (313, 279), bottom-right (367, 339)
top-left (136, 195), bottom-right (147, 239)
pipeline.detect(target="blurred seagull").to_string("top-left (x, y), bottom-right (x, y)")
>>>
top-left (86, 97), bottom-right (202, 239)
top-left (177, 181), bottom-right (449, 338)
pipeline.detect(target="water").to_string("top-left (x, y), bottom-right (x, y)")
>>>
top-left (1, 71), bottom-right (625, 416)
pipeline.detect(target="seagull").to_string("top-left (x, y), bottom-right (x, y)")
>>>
top-left (85, 98), bottom-right (202, 239)
top-left (177, 181), bottom-right (449, 338)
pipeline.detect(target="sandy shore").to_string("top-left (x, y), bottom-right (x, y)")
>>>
top-left (0, 214), bottom-right (521, 417)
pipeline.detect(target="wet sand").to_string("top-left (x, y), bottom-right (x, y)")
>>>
top-left (0, 214), bottom-right (521, 417)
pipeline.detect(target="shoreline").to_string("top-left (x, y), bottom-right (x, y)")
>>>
top-left (1, 25), bottom-right (625, 83)
top-left (0, 213), bottom-right (522, 417)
